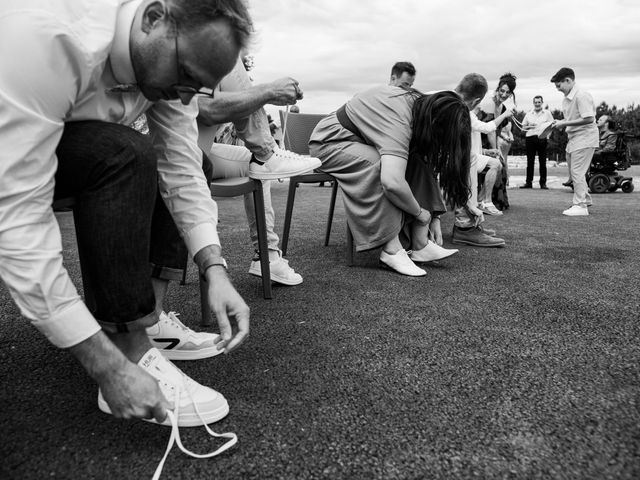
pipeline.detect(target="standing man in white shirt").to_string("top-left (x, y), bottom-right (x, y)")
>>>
top-left (521, 96), bottom-right (554, 189)
top-left (0, 0), bottom-right (253, 429)
top-left (550, 67), bottom-right (599, 216)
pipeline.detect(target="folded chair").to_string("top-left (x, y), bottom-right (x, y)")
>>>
top-left (279, 110), bottom-right (353, 264)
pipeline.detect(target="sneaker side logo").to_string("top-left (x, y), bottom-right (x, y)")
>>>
top-left (153, 338), bottom-right (181, 350)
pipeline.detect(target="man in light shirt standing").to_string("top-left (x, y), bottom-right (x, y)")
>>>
top-left (550, 67), bottom-right (599, 216)
top-left (0, 0), bottom-right (256, 431)
top-left (521, 95), bottom-right (554, 189)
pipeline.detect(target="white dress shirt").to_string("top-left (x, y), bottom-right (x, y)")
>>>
top-left (522, 108), bottom-right (554, 137)
top-left (0, 0), bottom-right (221, 348)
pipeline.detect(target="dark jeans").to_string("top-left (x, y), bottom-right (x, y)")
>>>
top-left (525, 135), bottom-right (548, 186)
top-left (54, 121), bottom-right (212, 330)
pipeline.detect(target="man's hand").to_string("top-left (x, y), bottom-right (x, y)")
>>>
top-left (99, 361), bottom-right (171, 422)
top-left (552, 120), bottom-right (565, 129)
top-left (466, 204), bottom-right (485, 227)
top-left (204, 267), bottom-right (250, 354)
top-left (69, 331), bottom-right (170, 423)
top-left (267, 77), bottom-right (303, 106)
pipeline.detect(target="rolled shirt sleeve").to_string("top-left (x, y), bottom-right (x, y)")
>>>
top-left (146, 100), bottom-right (221, 256)
top-left (0, 10), bottom-right (101, 347)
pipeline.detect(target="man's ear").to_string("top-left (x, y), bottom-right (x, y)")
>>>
top-left (141, 1), bottom-right (168, 33)
top-left (470, 98), bottom-right (482, 110)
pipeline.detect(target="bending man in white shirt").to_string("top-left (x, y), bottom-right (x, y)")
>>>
top-left (0, 0), bottom-right (254, 429)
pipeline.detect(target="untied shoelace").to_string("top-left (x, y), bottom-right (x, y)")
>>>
top-left (151, 387), bottom-right (238, 480)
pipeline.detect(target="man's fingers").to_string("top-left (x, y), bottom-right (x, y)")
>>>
top-left (151, 403), bottom-right (169, 424)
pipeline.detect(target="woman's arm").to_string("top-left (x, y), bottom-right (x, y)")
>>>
top-left (380, 155), bottom-right (431, 224)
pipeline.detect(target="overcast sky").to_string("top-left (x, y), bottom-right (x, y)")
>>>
top-left (244, 0), bottom-right (640, 120)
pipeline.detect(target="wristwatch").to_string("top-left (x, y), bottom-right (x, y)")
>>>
top-left (199, 256), bottom-right (228, 275)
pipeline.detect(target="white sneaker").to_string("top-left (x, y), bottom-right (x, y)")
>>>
top-left (410, 241), bottom-right (458, 263)
top-left (479, 202), bottom-right (503, 216)
top-left (98, 348), bottom-right (230, 427)
top-left (98, 349), bottom-right (237, 479)
top-left (146, 311), bottom-right (223, 361)
top-left (379, 249), bottom-right (426, 276)
top-left (249, 147), bottom-right (321, 180)
top-left (563, 205), bottom-right (589, 216)
top-left (249, 254), bottom-right (303, 285)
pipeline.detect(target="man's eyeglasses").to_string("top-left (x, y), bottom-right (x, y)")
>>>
top-left (171, 15), bottom-right (214, 105)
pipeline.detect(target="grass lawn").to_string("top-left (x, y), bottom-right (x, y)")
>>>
top-left (1, 166), bottom-right (639, 479)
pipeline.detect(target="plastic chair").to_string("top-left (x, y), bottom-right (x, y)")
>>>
top-left (278, 110), bottom-right (353, 264)
top-left (52, 197), bottom-right (96, 310)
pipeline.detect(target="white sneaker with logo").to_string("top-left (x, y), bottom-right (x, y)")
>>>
top-left (146, 311), bottom-right (223, 361)
top-left (97, 348), bottom-right (237, 479)
top-left (249, 147), bottom-right (321, 180)
top-left (248, 254), bottom-right (303, 285)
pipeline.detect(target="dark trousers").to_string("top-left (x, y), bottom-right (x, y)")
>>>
top-left (525, 135), bottom-right (548, 186)
top-left (54, 121), bottom-right (212, 328)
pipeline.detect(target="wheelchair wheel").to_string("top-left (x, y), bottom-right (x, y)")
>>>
top-left (588, 173), bottom-right (611, 193)
top-left (621, 181), bottom-right (634, 193)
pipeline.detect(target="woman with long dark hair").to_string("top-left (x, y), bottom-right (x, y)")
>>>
top-left (478, 72), bottom-right (517, 211)
top-left (309, 86), bottom-right (471, 276)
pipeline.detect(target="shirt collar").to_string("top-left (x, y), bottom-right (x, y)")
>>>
top-left (109, 0), bottom-right (141, 85)
top-left (566, 83), bottom-right (579, 100)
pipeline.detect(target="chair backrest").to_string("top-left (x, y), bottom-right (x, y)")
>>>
top-left (279, 111), bottom-right (326, 155)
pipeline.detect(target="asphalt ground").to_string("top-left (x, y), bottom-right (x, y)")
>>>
top-left (1, 166), bottom-right (639, 480)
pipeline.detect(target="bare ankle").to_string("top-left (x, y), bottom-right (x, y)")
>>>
top-left (107, 330), bottom-right (153, 363)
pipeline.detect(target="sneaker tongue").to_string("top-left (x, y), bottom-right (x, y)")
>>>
top-left (138, 348), bottom-right (183, 385)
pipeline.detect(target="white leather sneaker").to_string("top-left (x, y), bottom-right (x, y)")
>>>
top-left (98, 348), bottom-right (229, 427)
top-left (249, 147), bottom-right (321, 180)
top-left (146, 311), bottom-right (223, 361)
top-left (248, 254), bottom-right (303, 285)
top-left (562, 205), bottom-right (589, 216)
top-left (410, 241), bottom-right (458, 263)
top-left (379, 249), bottom-right (426, 276)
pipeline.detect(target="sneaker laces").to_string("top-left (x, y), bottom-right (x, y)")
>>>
top-left (164, 311), bottom-right (190, 333)
top-left (152, 381), bottom-right (238, 480)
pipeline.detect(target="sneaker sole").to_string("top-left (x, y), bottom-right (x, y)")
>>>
top-left (157, 345), bottom-right (225, 361)
top-left (98, 394), bottom-right (229, 427)
top-left (248, 270), bottom-right (303, 286)
top-left (452, 238), bottom-right (505, 247)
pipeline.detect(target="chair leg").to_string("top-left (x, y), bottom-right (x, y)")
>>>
top-left (199, 273), bottom-right (212, 326)
top-left (180, 265), bottom-right (187, 285)
top-left (346, 223), bottom-right (354, 266)
top-left (281, 177), bottom-right (300, 256)
top-left (324, 180), bottom-right (338, 246)
top-left (252, 180), bottom-right (273, 299)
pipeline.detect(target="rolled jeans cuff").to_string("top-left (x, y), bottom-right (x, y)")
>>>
top-left (150, 263), bottom-right (185, 282)
top-left (99, 310), bottom-right (157, 334)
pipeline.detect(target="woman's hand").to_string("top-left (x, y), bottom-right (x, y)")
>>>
top-left (415, 208), bottom-right (431, 226)
top-left (429, 217), bottom-right (443, 245)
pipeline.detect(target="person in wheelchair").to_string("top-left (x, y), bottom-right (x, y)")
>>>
top-left (587, 116), bottom-right (634, 193)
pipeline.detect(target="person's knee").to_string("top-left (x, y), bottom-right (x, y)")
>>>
top-left (488, 158), bottom-right (502, 171)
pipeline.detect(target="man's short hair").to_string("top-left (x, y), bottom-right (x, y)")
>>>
top-left (550, 67), bottom-right (575, 83)
top-left (455, 73), bottom-right (488, 102)
top-left (391, 62), bottom-right (416, 78)
top-left (171, 0), bottom-right (253, 50)
top-left (533, 95), bottom-right (544, 102)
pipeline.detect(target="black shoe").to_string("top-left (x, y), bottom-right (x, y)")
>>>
top-left (519, 183), bottom-right (532, 189)
top-left (540, 184), bottom-right (548, 190)
top-left (562, 180), bottom-right (573, 187)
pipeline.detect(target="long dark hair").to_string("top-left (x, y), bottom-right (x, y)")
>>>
top-left (409, 91), bottom-right (471, 208)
